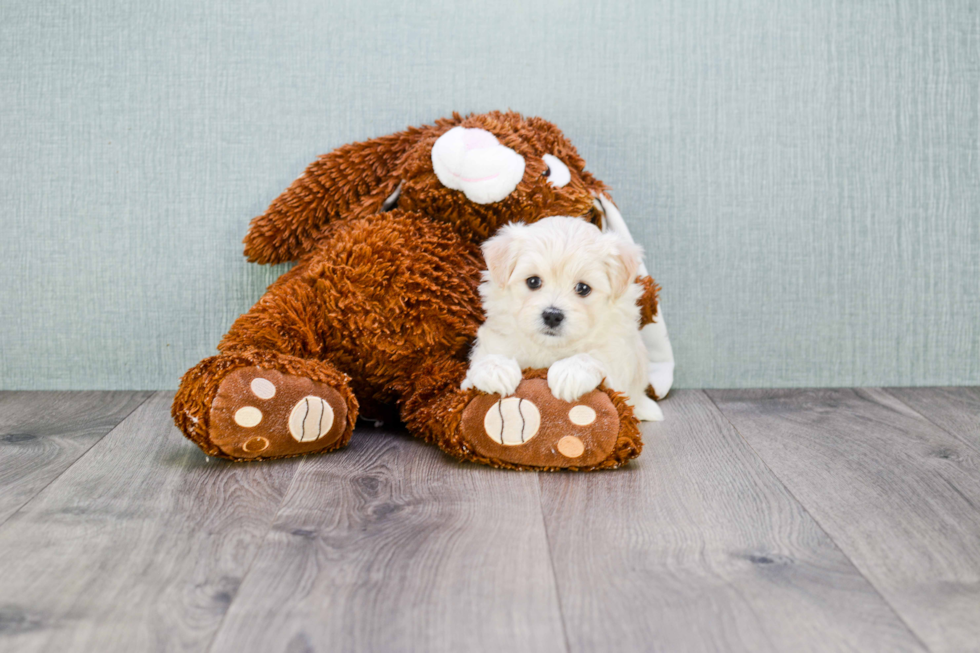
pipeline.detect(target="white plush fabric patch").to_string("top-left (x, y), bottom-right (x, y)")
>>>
top-left (250, 377), bottom-right (276, 399)
top-left (431, 127), bottom-right (526, 204)
top-left (646, 358), bottom-right (675, 399)
top-left (234, 406), bottom-right (262, 427)
top-left (568, 405), bottom-right (597, 425)
top-left (542, 154), bottom-right (571, 187)
top-left (483, 396), bottom-right (540, 445)
top-left (288, 396), bottom-right (334, 442)
top-left (595, 192), bottom-right (676, 396)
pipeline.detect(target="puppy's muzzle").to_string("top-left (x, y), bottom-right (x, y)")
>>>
top-left (541, 307), bottom-right (565, 331)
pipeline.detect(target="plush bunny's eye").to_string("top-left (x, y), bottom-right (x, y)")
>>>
top-left (541, 154), bottom-right (571, 188)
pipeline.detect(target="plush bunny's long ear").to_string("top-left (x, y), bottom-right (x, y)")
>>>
top-left (243, 122), bottom-right (443, 264)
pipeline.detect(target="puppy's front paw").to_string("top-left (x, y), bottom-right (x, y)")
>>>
top-left (547, 354), bottom-right (607, 402)
top-left (462, 355), bottom-right (523, 396)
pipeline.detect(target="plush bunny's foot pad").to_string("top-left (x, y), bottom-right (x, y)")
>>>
top-left (459, 378), bottom-right (641, 470)
top-left (210, 367), bottom-right (349, 460)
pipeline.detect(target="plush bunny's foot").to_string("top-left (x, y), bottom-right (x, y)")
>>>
top-left (209, 367), bottom-right (350, 460)
top-left (458, 376), bottom-right (642, 471)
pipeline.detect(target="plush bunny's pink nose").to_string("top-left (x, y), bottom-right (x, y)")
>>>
top-left (431, 127), bottom-right (526, 205)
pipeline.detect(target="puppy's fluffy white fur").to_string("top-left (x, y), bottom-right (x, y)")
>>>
top-left (462, 216), bottom-right (664, 421)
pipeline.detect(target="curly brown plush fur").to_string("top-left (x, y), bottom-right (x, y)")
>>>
top-left (172, 111), bottom-right (659, 469)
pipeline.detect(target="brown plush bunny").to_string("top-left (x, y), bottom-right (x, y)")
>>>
top-left (172, 111), bottom-right (672, 470)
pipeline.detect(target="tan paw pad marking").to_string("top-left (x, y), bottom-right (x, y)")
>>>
top-left (234, 406), bottom-right (263, 428)
top-left (568, 405), bottom-right (597, 426)
top-left (557, 435), bottom-right (585, 458)
top-left (250, 377), bottom-right (276, 399)
top-left (483, 397), bottom-right (541, 446)
top-left (289, 396), bottom-right (335, 442)
top-left (243, 436), bottom-right (269, 453)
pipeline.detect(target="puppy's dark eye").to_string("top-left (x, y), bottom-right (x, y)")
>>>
top-left (542, 166), bottom-right (551, 177)
top-left (526, 276), bottom-right (542, 290)
top-left (575, 282), bottom-right (591, 297)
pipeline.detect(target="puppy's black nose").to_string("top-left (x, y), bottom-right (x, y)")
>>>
top-left (542, 307), bottom-right (564, 329)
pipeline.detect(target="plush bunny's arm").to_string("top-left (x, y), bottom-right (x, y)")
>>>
top-left (596, 194), bottom-right (675, 399)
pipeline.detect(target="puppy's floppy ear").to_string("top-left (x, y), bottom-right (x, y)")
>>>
top-left (482, 223), bottom-right (525, 287)
top-left (605, 234), bottom-right (643, 297)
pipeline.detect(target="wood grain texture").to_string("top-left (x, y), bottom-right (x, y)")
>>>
top-left (539, 390), bottom-right (925, 653)
top-left (0, 391), bottom-right (151, 524)
top-left (208, 428), bottom-right (565, 653)
top-left (3, 389), bottom-right (979, 652)
top-left (0, 392), bottom-right (298, 653)
top-left (709, 388), bottom-right (980, 653)
top-left (885, 387), bottom-right (980, 452)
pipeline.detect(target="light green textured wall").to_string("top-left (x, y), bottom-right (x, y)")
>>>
top-left (1, 0), bottom-right (977, 390)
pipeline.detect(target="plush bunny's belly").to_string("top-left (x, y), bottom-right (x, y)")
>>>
top-left (219, 212), bottom-right (485, 407)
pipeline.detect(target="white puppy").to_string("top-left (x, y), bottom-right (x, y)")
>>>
top-left (462, 216), bottom-right (664, 421)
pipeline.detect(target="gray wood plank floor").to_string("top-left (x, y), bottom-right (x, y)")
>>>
top-left (0, 391), bottom-right (151, 525)
top-left (708, 388), bottom-right (980, 653)
top-left (539, 391), bottom-right (925, 653)
top-left (209, 430), bottom-right (565, 653)
top-left (0, 387), bottom-right (976, 653)
top-left (885, 387), bottom-right (980, 452)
